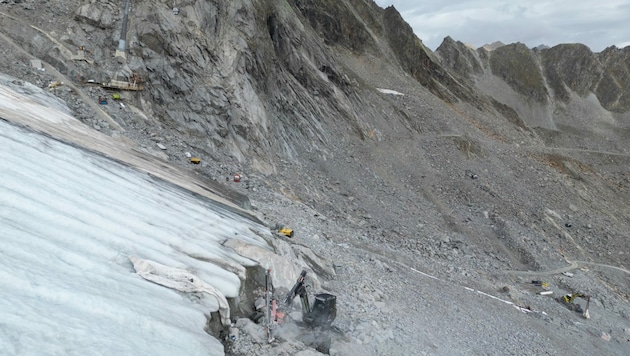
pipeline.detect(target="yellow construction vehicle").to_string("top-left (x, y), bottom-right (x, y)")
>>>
top-left (531, 280), bottom-right (550, 289)
top-left (272, 224), bottom-right (294, 238)
top-left (557, 293), bottom-right (590, 318)
top-left (278, 226), bottom-right (294, 238)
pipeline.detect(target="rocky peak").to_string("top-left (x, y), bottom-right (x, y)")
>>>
top-left (592, 45), bottom-right (630, 112)
top-left (291, 0), bottom-right (376, 53)
top-left (481, 41), bottom-right (506, 51)
top-left (540, 43), bottom-right (599, 102)
top-left (380, 8), bottom-right (476, 103)
top-left (489, 43), bottom-right (548, 103)
top-left (435, 36), bottom-right (484, 80)
top-left (437, 36), bottom-right (630, 134)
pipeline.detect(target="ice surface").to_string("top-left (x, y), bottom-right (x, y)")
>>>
top-left (130, 256), bottom-right (231, 326)
top-left (0, 88), bottom-right (274, 355)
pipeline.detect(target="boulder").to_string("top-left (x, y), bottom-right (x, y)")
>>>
top-left (223, 239), bottom-right (301, 290)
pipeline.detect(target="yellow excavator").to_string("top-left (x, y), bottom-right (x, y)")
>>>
top-left (274, 224), bottom-right (294, 238)
top-left (557, 293), bottom-right (590, 319)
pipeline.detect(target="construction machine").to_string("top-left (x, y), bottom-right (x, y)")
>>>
top-left (278, 227), bottom-right (294, 238)
top-left (283, 270), bottom-right (337, 327)
top-left (557, 293), bottom-right (591, 318)
top-left (257, 269), bottom-right (336, 343)
top-left (274, 224), bottom-right (294, 238)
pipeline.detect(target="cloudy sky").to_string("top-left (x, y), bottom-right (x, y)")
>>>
top-left (373, 0), bottom-right (630, 52)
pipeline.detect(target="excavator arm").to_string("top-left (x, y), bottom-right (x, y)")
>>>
top-left (559, 293), bottom-right (591, 319)
top-left (284, 270), bottom-right (311, 318)
top-left (283, 270), bottom-right (337, 327)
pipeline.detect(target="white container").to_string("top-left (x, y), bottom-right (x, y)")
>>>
top-left (229, 327), bottom-right (239, 341)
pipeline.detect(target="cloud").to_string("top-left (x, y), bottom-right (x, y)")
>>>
top-left (373, 0), bottom-right (630, 52)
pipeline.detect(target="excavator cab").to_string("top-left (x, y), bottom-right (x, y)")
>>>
top-left (306, 293), bottom-right (337, 327)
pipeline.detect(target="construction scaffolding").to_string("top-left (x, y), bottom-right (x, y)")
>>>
top-left (102, 79), bottom-right (143, 91)
top-left (102, 72), bottom-right (144, 91)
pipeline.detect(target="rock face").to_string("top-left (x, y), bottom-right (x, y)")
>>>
top-left (381, 8), bottom-right (475, 103)
top-left (292, 0), bottom-right (375, 52)
top-left (489, 43), bottom-right (549, 103)
top-left (437, 38), bottom-right (630, 130)
top-left (435, 36), bottom-right (484, 80)
top-left (74, 3), bottom-right (116, 29)
top-left (5, 0), bottom-right (629, 164)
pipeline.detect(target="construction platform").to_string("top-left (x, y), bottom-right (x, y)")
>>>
top-left (101, 79), bottom-right (143, 91)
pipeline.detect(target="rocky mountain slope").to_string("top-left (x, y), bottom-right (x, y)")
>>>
top-left (1, 0), bottom-right (629, 355)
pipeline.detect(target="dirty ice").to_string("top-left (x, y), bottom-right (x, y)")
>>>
top-left (0, 91), bottom-right (272, 355)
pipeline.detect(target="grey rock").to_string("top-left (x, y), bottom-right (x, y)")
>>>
top-left (254, 297), bottom-right (266, 311)
top-left (292, 245), bottom-right (336, 278)
top-left (235, 318), bottom-right (267, 344)
top-left (294, 349), bottom-right (327, 356)
top-left (74, 3), bottom-right (115, 29)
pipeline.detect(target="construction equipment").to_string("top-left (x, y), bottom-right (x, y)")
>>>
top-left (557, 293), bottom-right (590, 318)
top-left (278, 226), bottom-right (294, 238)
top-left (274, 224), bottom-right (294, 237)
top-left (263, 269), bottom-right (275, 343)
top-left (531, 280), bottom-right (550, 289)
top-left (116, 0), bottom-right (131, 59)
top-left (283, 270), bottom-right (336, 327)
top-left (253, 269), bottom-right (336, 344)
top-left (102, 72), bottom-right (144, 91)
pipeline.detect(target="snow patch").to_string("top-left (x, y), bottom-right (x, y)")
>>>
top-left (376, 88), bottom-right (404, 96)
